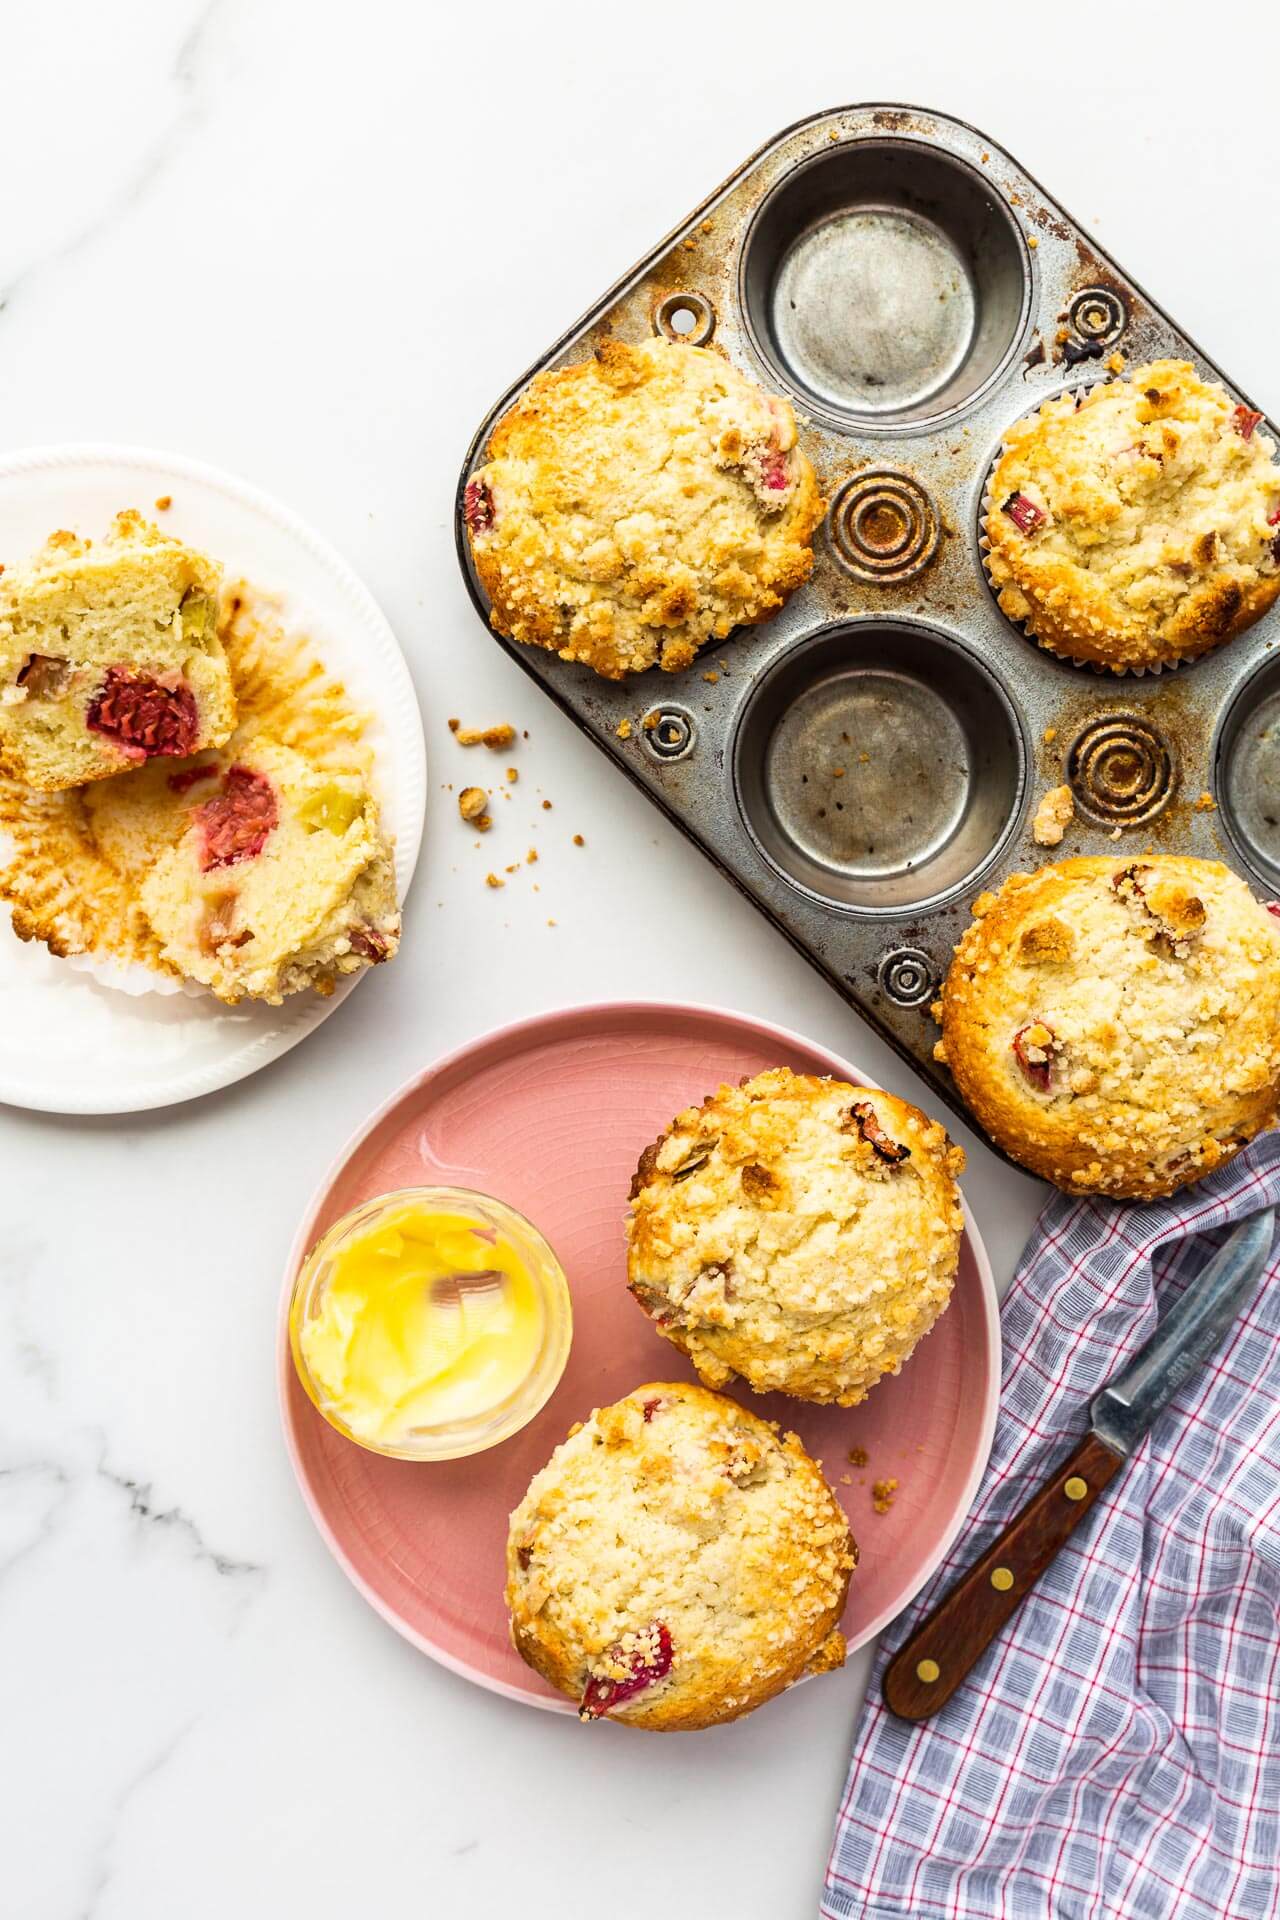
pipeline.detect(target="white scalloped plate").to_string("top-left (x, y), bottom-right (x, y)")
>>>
top-left (0, 446), bottom-right (426, 1114)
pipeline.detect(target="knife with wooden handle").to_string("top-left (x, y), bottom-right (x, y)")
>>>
top-left (882, 1205), bottom-right (1276, 1722)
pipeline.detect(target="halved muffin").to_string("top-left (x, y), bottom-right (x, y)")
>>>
top-left (134, 738), bottom-right (399, 1003)
top-left (0, 511), bottom-right (236, 789)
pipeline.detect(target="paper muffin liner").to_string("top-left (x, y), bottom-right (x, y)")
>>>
top-left (0, 585), bottom-right (380, 1000)
top-left (978, 374), bottom-right (1173, 677)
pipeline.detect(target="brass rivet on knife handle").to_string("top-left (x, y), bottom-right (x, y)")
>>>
top-left (881, 1431), bottom-right (1124, 1722)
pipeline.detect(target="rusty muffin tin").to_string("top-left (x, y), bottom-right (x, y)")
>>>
top-left (455, 103), bottom-right (1279, 1143)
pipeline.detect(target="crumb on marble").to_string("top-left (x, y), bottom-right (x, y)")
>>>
top-left (452, 721), bottom-right (515, 750)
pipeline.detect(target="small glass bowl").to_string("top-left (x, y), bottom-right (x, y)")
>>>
top-left (288, 1185), bottom-right (573, 1463)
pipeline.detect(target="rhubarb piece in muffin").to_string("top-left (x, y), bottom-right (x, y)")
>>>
top-left (0, 511), bottom-right (236, 789)
top-left (506, 1381), bottom-right (854, 1730)
top-left (135, 738), bottom-right (399, 1003)
top-left (626, 1067), bottom-right (965, 1406)
top-left (985, 361), bottom-right (1280, 672)
top-left (936, 856), bottom-right (1280, 1196)
top-left (464, 338), bottom-right (824, 679)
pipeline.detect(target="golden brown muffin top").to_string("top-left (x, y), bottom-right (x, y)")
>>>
top-left (505, 1380), bottom-right (854, 1730)
top-left (985, 361), bottom-right (1280, 671)
top-left (937, 856), bottom-right (1280, 1196)
top-left (465, 338), bottom-right (824, 679)
top-left (626, 1067), bottom-right (964, 1406)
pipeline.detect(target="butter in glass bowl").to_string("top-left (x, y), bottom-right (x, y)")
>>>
top-left (289, 1186), bottom-right (572, 1461)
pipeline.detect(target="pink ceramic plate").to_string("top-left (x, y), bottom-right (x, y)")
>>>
top-left (279, 1002), bottom-right (1000, 1712)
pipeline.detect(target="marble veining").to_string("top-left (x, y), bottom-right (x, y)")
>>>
top-left (0, 8), bottom-right (1231, 1915)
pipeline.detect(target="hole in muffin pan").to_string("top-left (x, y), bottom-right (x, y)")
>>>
top-left (740, 141), bottom-right (1031, 431)
top-left (733, 622), bottom-right (1026, 913)
top-left (643, 706), bottom-right (697, 761)
top-left (654, 291), bottom-right (715, 347)
top-left (1215, 659), bottom-right (1280, 893)
top-left (877, 946), bottom-right (936, 1008)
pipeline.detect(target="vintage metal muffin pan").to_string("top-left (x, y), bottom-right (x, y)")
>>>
top-left (454, 103), bottom-right (1279, 1140)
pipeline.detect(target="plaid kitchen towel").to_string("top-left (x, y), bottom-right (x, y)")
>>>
top-left (823, 1134), bottom-right (1280, 1920)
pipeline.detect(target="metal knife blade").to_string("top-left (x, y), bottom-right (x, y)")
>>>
top-left (1090, 1207), bottom-right (1275, 1458)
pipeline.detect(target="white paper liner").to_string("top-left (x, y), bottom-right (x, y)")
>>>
top-left (63, 947), bottom-right (202, 997)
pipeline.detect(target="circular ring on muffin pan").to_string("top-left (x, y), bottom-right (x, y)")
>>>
top-left (1214, 656), bottom-right (1280, 893)
top-left (652, 290), bottom-right (716, 347)
top-left (642, 705), bottom-right (698, 761)
top-left (732, 620), bottom-right (1027, 914)
top-left (828, 470), bottom-right (939, 584)
top-left (1066, 712), bottom-right (1177, 826)
top-left (1067, 287), bottom-right (1127, 350)
top-left (877, 946), bottom-right (936, 1008)
top-left (739, 139), bottom-right (1032, 433)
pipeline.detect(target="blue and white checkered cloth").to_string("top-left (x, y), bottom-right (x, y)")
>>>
top-left (823, 1135), bottom-right (1280, 1920)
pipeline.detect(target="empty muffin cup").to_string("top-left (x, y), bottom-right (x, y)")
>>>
top-left (733, 621), bottom-right (1026, 912)
top-left (740, 139), bottom-right (1031, 431)
top-left (1216, 657), bottom-right (1280, 894)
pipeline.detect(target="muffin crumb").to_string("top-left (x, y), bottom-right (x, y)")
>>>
top-left (1033, 784), bottom-right (1074, 848)
top-left (871, 1478), bottom-right (899, 1515)
top-left (454, 721), bottom-right (515, 750)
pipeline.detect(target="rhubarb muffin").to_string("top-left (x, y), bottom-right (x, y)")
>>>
top-left (506, 1381), bottom-right (854, 1730)
top-left (626, 1068), bottom-right (965, 1406)
top-left (985, 361), bottom-right (1280, 672)
top-left (936, 856), bottom-right (1280, 1196)
top-left (0, 511), bottom-right (236, 789)
top-left (464, 337), bottom-right (824, 679)
top-left (129, 738), bottom-right (399, 1003)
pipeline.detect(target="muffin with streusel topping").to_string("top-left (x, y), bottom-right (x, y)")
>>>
top-left (936, 856), bottom-right (1280, 1196)
top-left (463, 337), bottom-right (824, 679)
top-left (505, 1381), bottom-right (854, 1730)
top-left (985, 360), bottom-right (1280, 672)
top-left (626, 1067), bottom-right (965, 1406)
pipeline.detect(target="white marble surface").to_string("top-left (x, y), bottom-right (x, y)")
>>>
top-left (1, 6), bottom-right (1270, 1915)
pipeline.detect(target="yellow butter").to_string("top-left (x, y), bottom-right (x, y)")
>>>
top-left (295, 1203), bottom-right (546, 1447)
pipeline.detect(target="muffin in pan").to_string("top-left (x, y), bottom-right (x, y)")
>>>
top-left (626, 1067), bottom-right (965, 1406)
top-left (0, 511), bottom-right (236, 790)
top-left (984, 360), bottom-right (1280, 673)
top-left (505, 1380), bottom-right (854, 1730)
top-left (936, 856), bottom-right (1280, 1197)
top-left (463, 337), bottom-right (824, 680)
